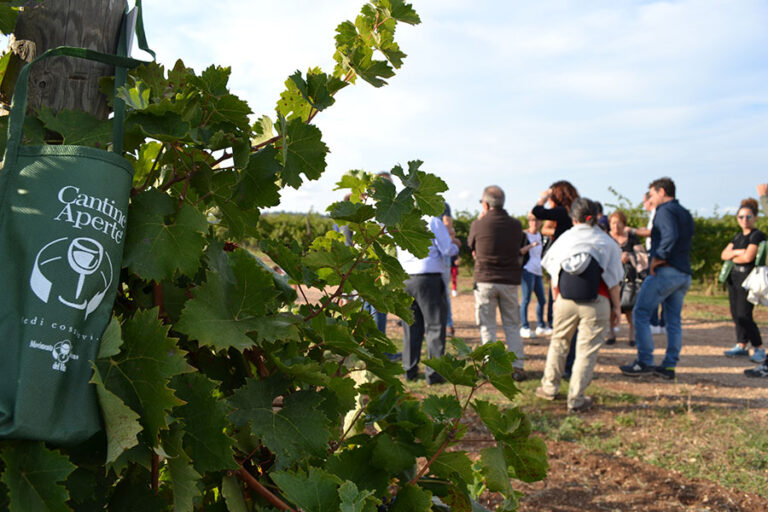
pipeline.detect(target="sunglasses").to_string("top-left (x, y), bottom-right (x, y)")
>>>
top-left (738, 215), bottom-right (753, 220)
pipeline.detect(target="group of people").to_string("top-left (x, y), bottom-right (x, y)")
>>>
top-left (395, 176), bottom-right (768, 413)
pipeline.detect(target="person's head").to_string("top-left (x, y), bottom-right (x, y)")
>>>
top-left (376, 171), bottom-right (392, 182)
top-left (642, 191), bottom-right (654, 211)
top-left (737, 198), bottom-right (759, 230)
top-left (481, 185), bottom-right (505, 210)
top-left (648, 177), bottom-right (676, 206)
top-left (608, 210), bottom-right (627, 237)
top-left (549, 180), bottom-right (579, 209)
top-left (526, 211), bottom-right (541, 231)
top-left (569, 197), bottom-right (598, 226)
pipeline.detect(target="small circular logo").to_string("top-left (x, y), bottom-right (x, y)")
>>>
top-left (52, 340), bottom-right (73, 363)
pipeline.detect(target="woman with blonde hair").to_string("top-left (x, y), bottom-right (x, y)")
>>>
top-left (722, 198), bottom-right (766, 366)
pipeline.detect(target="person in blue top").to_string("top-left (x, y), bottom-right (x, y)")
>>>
top-left (620, 177), bottom-right (694, 380)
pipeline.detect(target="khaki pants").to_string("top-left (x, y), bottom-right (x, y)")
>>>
top-left (474, 282), bottom-right (524, 369)
top-left (540, 295), bottom-right (609, 409)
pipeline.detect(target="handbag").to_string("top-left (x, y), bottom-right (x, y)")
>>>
top-left (620, 277), bottom-right (640, 310)
top-left (0, 41), bottom-right (147, 443)
top-left (718, 260), bottom-right (734, 284)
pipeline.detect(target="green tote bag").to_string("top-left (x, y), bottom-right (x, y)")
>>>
top-left (0, 46), bottom-right (145, 444)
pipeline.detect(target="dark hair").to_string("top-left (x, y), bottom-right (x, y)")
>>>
top-left (608, 209), bottom-right (627, 226)
top-left (649, 177), bottom-right (675, 198)
top-left (740, 198), bottom-right (759, 217)
top-left (570, 197), bottom-right (598, 225)
top-left (549, 180), bottom-right (579, 209)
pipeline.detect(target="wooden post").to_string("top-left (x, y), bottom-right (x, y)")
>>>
top-left (3, 0), bottom-right (127, 120)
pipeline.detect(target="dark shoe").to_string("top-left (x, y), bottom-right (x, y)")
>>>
top-left (744, 364), bottom-right (768, 378)
top-left (605, 338), bottom-right (616, 346)
top-left (568, 396), bottom-right (593, 413)
top-left (512, 368), bottom-right (526, 382)
top-left (447, 326), bottom-right (455, 338)
top-left (620, 360), bottom-right (653, 377)
top-left (724, 344), bottom-right (750, 357)
top-left (535, 387), bottom-right (556, 401)
top-left (628, 339), bottom-right (636, 347)
top-left (427, 374), bottom-right (446, 385)
top-left (653, 366), bottom-right (675, 380)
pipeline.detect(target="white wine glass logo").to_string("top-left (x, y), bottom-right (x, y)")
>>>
top-left (67, 238), bottom-right (104, 299)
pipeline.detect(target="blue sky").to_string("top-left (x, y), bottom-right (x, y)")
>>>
top-left (142, 0), bottom-right (768, 217)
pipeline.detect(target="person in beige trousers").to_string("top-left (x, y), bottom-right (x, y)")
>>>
top-left (536, 198), bottom-right (623, 412)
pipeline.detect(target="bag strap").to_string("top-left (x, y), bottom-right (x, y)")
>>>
top-left (4, 47), bottom-right (147, 164)
top-left (756, 240), bottom-right (767, 267)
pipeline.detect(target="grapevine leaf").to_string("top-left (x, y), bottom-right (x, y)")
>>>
top-left (0, 442), bottom-right (75, 512)
top-left (503, 437), bottom-right (549, 483)
top-left (424, 354), bottom-right (478, 387)
top-left (123, 189), bottom-right (208, 281)
top-left (231, 145), bottom-right (281, 208)
top-left (372, 434), bottom-right (417, 475)
top-left (98, 316), bottom-right (123, 359)
top-left (188, 64), bottom-right (230, 97)
top-left (271, 468), bottom-right (340, 512)
top-left (116, 79), bottom-right (151, 110)
top-left (389, 213), bottom-right (431, 258)
top-left (373, 178), bottom-right (412, 226)
top-left (131, 140), bottom-right (163, 188)
top-left (176, 250), bottom-right (279, 351)
top-left (349, 45), bottom-right (395, 88)
top-left (107, 468), bottom-right (166, 511)
top-left (221, 475), bottom-right (248, 512)
top-left (37, 107), bottom-right (112, 147)
top-left (171, 373), bottom-right (237, 474)
top-left (229, 378), bottom-right (332, 470)
top-left (91, 365), bottom-right (142, 465)
top-left (422, 395), bottom-right (462, 422)
top-left (477, 342), bottom-right (520, 401)
top-left (479, 447), bottom-right (513, 495)
top-left (127, 112), bottom-right (192, 142)
top-left (277, 118), bottom-right (328, 189)
top-left (163, 424), bottom-right (203, 512)
top-left (390, 484), bottom-right (432, 512)
top-left (431, 451), bottom-right (474, 485)
top-left (412, 171), bottom-right (448, 216)
top-left (328, 200), bottom-right (376, 224)
top-left (95, 308), bottom-right (193, 445)
top-left (209, 93), bottom-right (251, 131)
top-left (338, 481), bottom-right (377, 512)
top-left (0, 4), bottom-right (20, 35)
top-left (252, 115), bottom-right (275, 145)
top-left (276, 74), bottom-right (312, 121)
top-left (325, 444), bottom-right (389, 495)
top-left (387, 0), bottom-right (421, 25)
top-left (211, 170), bottom-right (262, 240)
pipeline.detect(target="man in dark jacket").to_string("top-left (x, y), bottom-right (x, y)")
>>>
top-left (468, 186), bottom-right (525, 380)
top-left (620, 177), bottom-right (694, 380)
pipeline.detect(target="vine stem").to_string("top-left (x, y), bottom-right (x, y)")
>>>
top-left (336, 405), bottom-right (367, 452)
top-left (234, 467), bottom-right (296, 512)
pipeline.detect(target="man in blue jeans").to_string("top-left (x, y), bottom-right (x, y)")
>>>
top-left (620, 177), bottom-right (694, 380)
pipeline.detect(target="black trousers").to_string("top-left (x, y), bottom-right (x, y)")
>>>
top-left (402, 273), bottom-right (446, 384)
top-left (728, 271), bottom-right (762, 347)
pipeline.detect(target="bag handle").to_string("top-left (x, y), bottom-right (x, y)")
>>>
top-left (4, 47), bottom-right (148, 164)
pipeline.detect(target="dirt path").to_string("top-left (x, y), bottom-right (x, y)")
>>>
top-left (438, 280), bottom-right (768, 511)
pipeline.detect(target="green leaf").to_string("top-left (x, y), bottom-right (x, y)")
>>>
top-left (229, 378), bottom-right (332, 470)
top-left (209, 93), bottom-right (251, 131)
top-left (424, 354), bottom-right (478, 387)
top-left (0, 442), bottom-right (75, 512)
top-left (98, 316), bottom-right (123, 359)
top-left (131, 141), bottom-right (163, 188)
top-left (171, 373), bottom-right (237, 474)
top-left (390, 484), bottom-right (432, 512)
top-left (328, 200), bottom-right (376, 224)
top-left (252, 115), bottom-right (275, 145)
top-left (325, 443), bottom-right (389, 495)
top-left (127, 112), bottom-right (192, 143)
top-left (372, 434), bottom-right (417, 475)
top-left (0, 50), bottom-right (12, 90)
top-left (422, 395), bottom-right (462, 422)
top-left (123, 189), bottom-right (208, 281)
top-left (176, 249), bottom-right (280, 351)
top-left (277, 73), bottom-right (312, 121)
top-left (373, 178), bottom-right (411, 226)
top-left (479, 446), bottom-right (513, 494)
top-left (91, 365), bottom-right (142, 465)
top-left (349, 45), bottom-right (395, 88)
top-left (387, 0), bottom-right (422, 25)
top-left (37, 108), bottom-right (113, 147)
top-left (162, 425), bottom-right (202, 512)
top-left (231, 146), bottom-right (281, 208)
top-left (95, 308), bottom-right (192, 445)
top-left (502, 437), bottom-right (548, 483)
top-left (0, 4), bottom-right (20, 35)
top-left (211, 170), bottom-right (262, 240)
top-left (338, 481), bottom-right (377, 512)
top-left (117, 79), bottom-right (151, 110)
top-left (412, 171), bottom-right (448, 217)
top-left (271, 468), bottom-right (340, 512)
top-left (221, 475), bottom-right (248, 512)
top-left (389, 213), bottom-right (431, 258)
top-left (431, 451), bottom-right (474, 485)
top-left (477, 342), bottom-right (520, 401)
top-left (277, 118), bottom-right (328, 189)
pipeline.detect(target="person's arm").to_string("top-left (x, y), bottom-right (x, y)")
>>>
top-left (757, 184), bottom-right (768, 213)
top-left (431, 217), bottom-right (459, 257)
top-left (723, 242), bottom-right (759, 264)
top-left (649, 208), bottom-right (677, 274)
top-left (541, 220), bottom-right (556, 237)
top-left (609, 283), bottom-right (621, 328)
top-left (626, 226), bottom-right (651, 237)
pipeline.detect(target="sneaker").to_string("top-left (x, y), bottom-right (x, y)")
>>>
top-left (750, 348), bottom-right (766, 363)
top-left (653, 366), bottom-right (675, 380)
top-left (451, 289), bottom-right (458, 297)
top-left (535, 387), bottom-right (556, 401)
top-left (535, 326), bottom-right (549, 336)
top-left (520, 327), bottom-right (534, 339)
top-left (744, 364), bottom-right (768, 378)
top-left (447, 326), bottom-right (455, 338)
top-left (568, 396), bottom-right (593, 413)
top-left (628, 339), bottom-right (636, 347)
top-left (724, 344), bottom-right (750, 357)
top-left (620, 360), bottom-right (653, 377)
top-left (512, 368), bottom-right (526, 382)
top-left (605, 337), bottom-right (616, 346)
top-left (613, 326), bottom-right (620, 334)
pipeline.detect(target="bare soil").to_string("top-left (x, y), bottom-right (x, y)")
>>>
top-left (437, 281), bottom-right (768, 511)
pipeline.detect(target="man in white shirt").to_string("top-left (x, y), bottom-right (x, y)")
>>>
top-left (398, 216), bottom-right (460, 385)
